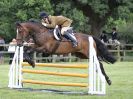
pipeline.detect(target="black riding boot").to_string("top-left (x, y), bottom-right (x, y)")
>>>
top-left (63, 32), bottom-right (78, 47)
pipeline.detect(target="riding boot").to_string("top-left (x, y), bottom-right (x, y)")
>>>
top-left (63, 32), bottom-right (78, 47)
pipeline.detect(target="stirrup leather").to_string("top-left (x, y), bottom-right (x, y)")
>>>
top-left (53, 25), bottom-right (62, 40)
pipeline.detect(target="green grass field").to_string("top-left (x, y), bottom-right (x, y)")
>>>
top-left (0, 62), bottom-right (133, 99)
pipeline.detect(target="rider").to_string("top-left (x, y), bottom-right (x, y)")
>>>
top-left (109, 27), bottom-right (120, 45)
top-left (39, 11), bottom-right (78, 47)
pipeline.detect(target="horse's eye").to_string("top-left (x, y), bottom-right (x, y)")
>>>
top-left (19, 29), bottom-right (22, 33)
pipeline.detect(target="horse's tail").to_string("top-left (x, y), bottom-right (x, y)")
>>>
top-left (92, 36), bottom-right (117, 64)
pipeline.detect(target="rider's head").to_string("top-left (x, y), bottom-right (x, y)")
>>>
top-left (40, 11), bottom-right (48, 19)
top-left (112, 27), bottom-right (116, 31)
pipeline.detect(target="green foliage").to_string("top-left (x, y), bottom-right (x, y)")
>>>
top-left (88, 0), bottom-right (109, 17)
top-left (71, 9), bottom-right (90, 32)
top-left (106, 17), bottom-right (126, 29)
top-left (117, 6), bottom-right (130, 19)
top-left (118, 22), bottom-right (133, 43)
top-left (16, 10), bottom-right (28, 20)
top-left (0, 0), bottom-right (53, 42)
top-left (128, 13), bottom-right (133, 23)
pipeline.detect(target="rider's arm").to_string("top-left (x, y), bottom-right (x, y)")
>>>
top-left (42, 16), bottom-right (56, 28)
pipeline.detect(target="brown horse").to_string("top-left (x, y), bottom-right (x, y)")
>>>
top-left (16, 21), bottom-right (116, 85)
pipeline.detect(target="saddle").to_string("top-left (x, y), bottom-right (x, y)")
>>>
top-left (53, 25), bottom-right (62, 40)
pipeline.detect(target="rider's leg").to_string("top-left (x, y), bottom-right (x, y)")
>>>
top-left (61, 27), bottom-right (78, 47)
top-left (63, 31), bottom-right (78, 47)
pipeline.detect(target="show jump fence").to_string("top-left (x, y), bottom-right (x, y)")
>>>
top-left (8, 37), bottom-right (106, 95)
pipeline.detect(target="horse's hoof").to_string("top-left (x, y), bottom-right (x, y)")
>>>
top-left (107, 80), bottom-right (112, 85)
top-left (27, 60), bottom-right (35, 68)
top-left (31, 62), bottom-right (35, 68)
top-left (32, 64), bottom-right (35, 68)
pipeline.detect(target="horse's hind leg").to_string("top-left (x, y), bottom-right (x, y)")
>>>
top-left (99, 61), bottom-right (112, 85)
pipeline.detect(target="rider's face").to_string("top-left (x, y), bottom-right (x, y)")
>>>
top-left (43, 17), bottom-right (49, 23)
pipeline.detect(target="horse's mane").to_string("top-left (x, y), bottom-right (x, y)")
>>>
top-left (26, 20), bottom-right (54, 32)
top-left (18, 20), bottom-right (51, 31)
top-left (27, 20), bottom-right (44, 28)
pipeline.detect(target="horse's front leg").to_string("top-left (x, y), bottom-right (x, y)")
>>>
top-left (23, 44), bottom-right (43, 68)
top-left (23, 45), bottom-right (47, 68)
top-left (23, 46), bottom-right (35, 68)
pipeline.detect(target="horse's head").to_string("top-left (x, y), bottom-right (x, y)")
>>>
top-left (16, 21), bottom-right (52, 46)
top-left (16, 22), bottom-right (30, 46)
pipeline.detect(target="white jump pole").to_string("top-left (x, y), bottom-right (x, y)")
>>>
top-left (8, 46), bottom-right (23, 88)
top-left (88, 36), bottom-right (106, 95)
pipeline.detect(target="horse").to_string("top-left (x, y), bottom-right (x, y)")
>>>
top-left (16, 21), bottom-right (116, 85)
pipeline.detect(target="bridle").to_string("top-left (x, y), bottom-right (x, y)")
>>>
top-left (16, 27), bottom-right (28, 44)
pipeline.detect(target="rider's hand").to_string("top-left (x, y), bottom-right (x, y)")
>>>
top-left (42, 22), bottom-right (47, 26)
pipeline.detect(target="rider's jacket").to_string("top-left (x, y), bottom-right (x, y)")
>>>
top-left (111, 32), bottom-right (118, 40)
top-left (41, 15), bottom-right (72, 28)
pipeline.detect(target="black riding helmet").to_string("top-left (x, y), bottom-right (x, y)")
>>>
top-left (40, 11), bottom-right (48, 18)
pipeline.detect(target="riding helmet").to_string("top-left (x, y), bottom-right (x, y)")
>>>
top-left (40, 12), bottom-right (48, 18)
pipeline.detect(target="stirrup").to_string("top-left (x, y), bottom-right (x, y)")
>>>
top-left (72, 42), bottom-right (78, 47)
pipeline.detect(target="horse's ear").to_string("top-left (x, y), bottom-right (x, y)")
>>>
top-left (15, 22), bottom-right (22, 27)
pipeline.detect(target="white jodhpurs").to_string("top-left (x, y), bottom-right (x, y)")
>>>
top-left (61, 26), bottom-right (70, 35)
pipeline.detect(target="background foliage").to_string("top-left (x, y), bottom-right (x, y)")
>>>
top-left (0, 0), bottom-right (133, 43)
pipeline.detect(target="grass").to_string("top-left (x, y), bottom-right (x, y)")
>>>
top-left (0, 62), bottom-right (133, 99)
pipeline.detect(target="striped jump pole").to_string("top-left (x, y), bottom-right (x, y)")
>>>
top-left (22, 62), bottom-right (88, 69)
top-left (8, 36), bottom-right (106, 95)
top-left (22, 79), bottom-right (88, 87)
top-left (22, 69), bottom-right (88, 78)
